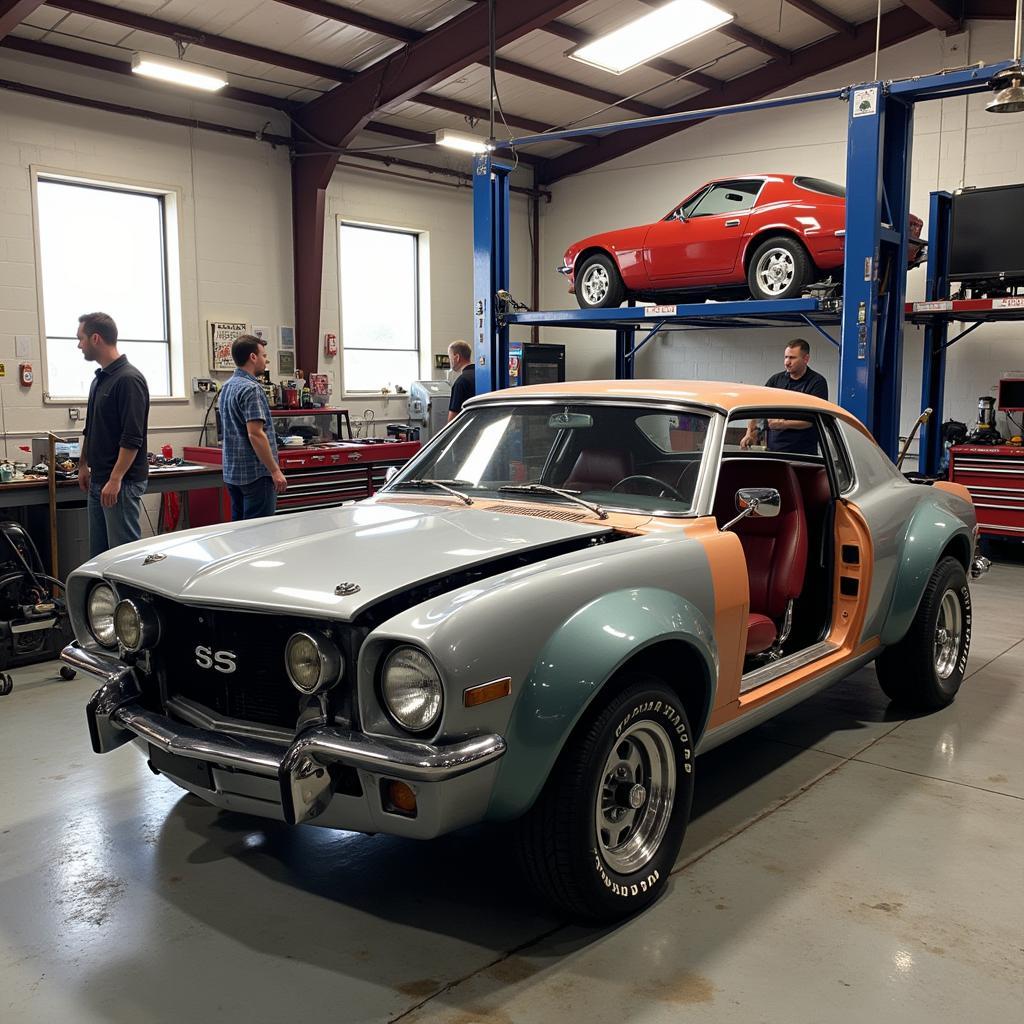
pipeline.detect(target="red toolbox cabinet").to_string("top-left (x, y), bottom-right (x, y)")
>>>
top-left (949, 444), bottom-right (1024, 539)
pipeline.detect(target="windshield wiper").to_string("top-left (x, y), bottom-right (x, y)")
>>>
top-left (395, 478), bottom-right (474, 505)
top-left (498, 484), bottom-right (608, 520)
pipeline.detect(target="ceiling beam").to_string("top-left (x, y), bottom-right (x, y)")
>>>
top-left (297, 1), bottom-right (589, 164)
top-left (637, 0), bottom-right (792, 61)
top-left (1, 0), bottom-right (46, 40)
top-left (361, 118), bottom-right (542, 166)
top-left (537, 5), bottom-right (934, 185)
top-left (48, 0), bottom-right (355, 82)
top-left (0, 33), bottom-right (296, 109)
top-left (272, 0), bottom-right (419, 43)
top-left (963, 0), bottom-right (1018, 15)
top-left (784, 1), bottom-right (857, 37)
top-left (900, 0), bottom-right (963, 32)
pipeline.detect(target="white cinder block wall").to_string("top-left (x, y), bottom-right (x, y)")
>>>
top-left (540, 22), bottom-right (1024, 462)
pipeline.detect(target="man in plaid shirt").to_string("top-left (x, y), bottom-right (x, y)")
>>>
top-left (218, 335), bottom-right (287, 520)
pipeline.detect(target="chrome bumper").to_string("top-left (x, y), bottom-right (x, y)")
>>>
top-left (63, 642), bottom-right (506, 827)
top-left (556, 263), bottom-right (572, 275)
top-left (970, 555), bottom-right (991, 580)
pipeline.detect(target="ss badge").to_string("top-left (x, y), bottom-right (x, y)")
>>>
top-left (195, 645), bottom-right (237, 674)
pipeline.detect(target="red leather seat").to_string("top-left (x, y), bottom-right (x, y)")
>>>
top-left (563, 448), bottom-right (633, 491)
top-left (714, 461), bottom-right (808, 656)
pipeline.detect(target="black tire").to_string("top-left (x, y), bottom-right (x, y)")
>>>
top-left (575, 253), bottom-right (626, 309)
top-left (746, 235), bottom-right (814, 300)
top-left (0, 673), bottom-right (12, 696)
top-left (516, 676), bottom-right (695, 922)
top-left (876, 556), bottom-right (971, 710)
top-left (59, 666), bottom-right (77, 681)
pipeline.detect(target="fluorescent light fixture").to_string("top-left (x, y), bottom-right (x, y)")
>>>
top-left (131, 52), bottom-right (228, 92)
top-left (434, 129), bottom-right (493, 153)
top-left (569, 0), bottom-right (733, 75)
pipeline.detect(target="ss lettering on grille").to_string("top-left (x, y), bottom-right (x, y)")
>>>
top-left (194, 645), bottom-right (237, 674)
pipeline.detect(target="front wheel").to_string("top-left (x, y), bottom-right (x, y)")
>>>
top-left (516, 677), bottom-right (694, 922)
top-left (746, 236), bottom-right (813, 300)
top-left (575, 253), bottom-right (626, 309)
top-left (875, 556), bottom-right (971, 710)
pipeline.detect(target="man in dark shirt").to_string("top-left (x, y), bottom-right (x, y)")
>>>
top-left (741, 339), bottom-right (829, 456)
top-left (447, 340), bottom-right (475, 421)
top-left (76, 312), bottom-right (150, 557)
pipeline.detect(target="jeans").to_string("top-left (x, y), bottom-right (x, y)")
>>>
top-left (88, 478), bottom-right (146, 558)
top-left (227, 476), bottom-right (278, 521)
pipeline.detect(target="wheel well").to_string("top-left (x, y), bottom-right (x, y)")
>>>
top-left (743, 230), bottom-right (816, 274)
top-left (574, 246), bottom-right (615, 275)
top-left (603, 639), bottom-right (713, 743)
top-left (941, 534), bottom-right (971, 571)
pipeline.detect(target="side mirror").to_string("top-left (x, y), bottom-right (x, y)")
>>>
top-left (384, 465), bottom-right (399, 484)
top-left (736, 487), bottom-right (780, 518)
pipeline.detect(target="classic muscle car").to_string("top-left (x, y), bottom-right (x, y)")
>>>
top-left (63, 381), bottom-right (986, 922)
top-left (559, 174), bottom-right (924, 307)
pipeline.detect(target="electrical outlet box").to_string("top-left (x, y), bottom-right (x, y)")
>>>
top-left (192, 377), bottom-right (218, 394)
top-left (68, 407), bottom-right (81, 421)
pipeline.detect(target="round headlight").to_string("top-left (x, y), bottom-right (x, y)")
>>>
top-left (285, 632), bottom-right (343, 694)
top-left (380, 646), bottom-right (443, 734)
top-left (86, 583), bottom-right (118, 648)
top-left (114, 598), bottom-right (159, 652)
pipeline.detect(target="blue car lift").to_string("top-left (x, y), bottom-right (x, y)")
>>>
top-left (472, 62), bottom-right (1013, 463)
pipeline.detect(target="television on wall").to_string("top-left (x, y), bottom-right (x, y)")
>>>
top-left (948, 183), bottom-right (1024, 283)
top-left (998, 377), bottom-right (1024, 412)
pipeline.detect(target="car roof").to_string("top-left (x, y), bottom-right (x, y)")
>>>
top-left (469, 379), bottom-right (871, 434)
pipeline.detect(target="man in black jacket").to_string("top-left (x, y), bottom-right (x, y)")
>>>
top-left (447, 340), bottom-right (475, 421)
top-left (76, 312), bottom-right (150, 556)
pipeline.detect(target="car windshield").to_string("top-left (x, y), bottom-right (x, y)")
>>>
top-left (388, 403), bottom-right (712, 514)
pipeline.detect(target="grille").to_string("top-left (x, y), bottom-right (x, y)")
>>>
top-left (150, 599), bottom-right (303, 729)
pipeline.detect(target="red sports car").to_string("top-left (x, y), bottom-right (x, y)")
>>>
top-left (558, 174), bottom-right (923, 308)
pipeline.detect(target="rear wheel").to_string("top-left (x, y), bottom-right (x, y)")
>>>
top-left (516, 676), bottom-right (694, 922)
top-left (876, 556), bottom-right (971, 710)
top-left (575, 253), bottom-right (626, 309)
top-left (747, 236), bottom-right (813, 300)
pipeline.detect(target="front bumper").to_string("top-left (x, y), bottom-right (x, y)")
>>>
top-left (64, 642), bottom-right (507, 836)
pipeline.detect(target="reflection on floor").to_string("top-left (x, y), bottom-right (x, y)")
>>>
top-left (1, 561), bottom-right (1021, 1023)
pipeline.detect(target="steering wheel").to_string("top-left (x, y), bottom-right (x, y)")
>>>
top-left (610, 474), bottom-right (687, 502)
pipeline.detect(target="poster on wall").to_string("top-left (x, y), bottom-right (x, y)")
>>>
top-left (278, 350), bottom-right (295, 376)
top-left (252, 325), bottom-right (269, 343)
top-left (279, 325), bottom-right (295, 350)
top-left (209, 320), bottom-right (249, 372)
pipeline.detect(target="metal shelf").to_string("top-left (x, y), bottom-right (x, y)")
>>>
top-left (906, 297), bottom-right (1024, 325)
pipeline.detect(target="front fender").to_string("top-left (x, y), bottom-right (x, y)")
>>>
top-left (485, 587), bottom-right (716, 820)
top-left (880, 499), bottom-right (973, 646)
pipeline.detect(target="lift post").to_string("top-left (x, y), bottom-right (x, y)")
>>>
top-left (472, 154), bottom-right (512, 395)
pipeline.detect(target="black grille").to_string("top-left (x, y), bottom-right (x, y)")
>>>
top-left (150, 599), bottom-right (303, 728)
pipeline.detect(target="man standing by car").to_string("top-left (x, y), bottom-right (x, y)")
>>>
top-left (77, 312), bottom-right (150, 558)
top-left (219, 334), bottom-right (287, 520)
top-left (741, 339), bottom-right (828, 455)
top-left (447, 340), bottom-right (475, 421)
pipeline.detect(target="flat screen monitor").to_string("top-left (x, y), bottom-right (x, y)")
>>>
top-left (949, 184), bottom-right (1024, 282)
top-left (998, 377), bottom-right (1024, 412)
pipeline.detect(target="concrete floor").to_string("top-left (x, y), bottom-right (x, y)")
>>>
top-left (1, 562), bottom-right (1022, 1024)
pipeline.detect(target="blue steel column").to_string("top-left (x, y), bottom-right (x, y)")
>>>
top-left (615, 327), bottom-right (636, 379)
top-left (919, 191), bottom-right (952, 476)
top-left (472, 154), bottom-right (511, 396)
top-left (840, 83), bottom-right (885, 444)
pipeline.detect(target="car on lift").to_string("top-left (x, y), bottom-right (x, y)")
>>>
top-left (64, 380), bottom-right (985, 923)
top-left (558, 174), bottom-right (924, 308)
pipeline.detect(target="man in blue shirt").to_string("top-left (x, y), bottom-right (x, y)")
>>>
top-left (218, 335), bottom-right (287, 520)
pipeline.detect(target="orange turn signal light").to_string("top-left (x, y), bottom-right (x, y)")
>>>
top-left (463, 676), bottom-right (511, 708)
top-left (384, 780), bottom-right (417, 816)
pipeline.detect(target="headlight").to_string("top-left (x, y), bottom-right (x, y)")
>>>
top-left (114, 598), bottom-right (159, 652)
top-left (86, 583), bottom-right (117, 648)
top-left (285, 632), bottom-right (343, 694)
top-left (380, 646), bottom-right (443, 733)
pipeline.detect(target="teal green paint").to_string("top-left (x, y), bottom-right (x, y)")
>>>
top-left (881, 500), bottom-right (972, 645)
top-left (485, 588), bottom-right (716, 820)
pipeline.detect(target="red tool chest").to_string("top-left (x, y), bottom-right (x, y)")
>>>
top-left (948, 444), bottom-right (1024, 539)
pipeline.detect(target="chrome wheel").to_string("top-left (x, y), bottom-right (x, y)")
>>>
top-left (595, 720), bottom-right (676, 875)
top-left (754, 246), bottom-right (796, 296)
top-left (580, 263), bottom-right (611, 305)
top-left (934, 589), bottom-right (962, 679)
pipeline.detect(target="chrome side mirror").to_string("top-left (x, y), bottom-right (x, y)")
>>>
top-left (721, 487), bottom-right (781, 531)
top-left (384, 465), bottom-right (399, 484)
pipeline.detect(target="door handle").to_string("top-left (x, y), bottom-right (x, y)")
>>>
top-left (724, 219), bottom-right (740, 227)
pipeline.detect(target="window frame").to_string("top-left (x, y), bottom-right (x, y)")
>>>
top-left (31, 167), bottom-right (185, 403)
top-left (337, 220), bottom-right (423, 396)
top-left (687, 178), bottom-right (764, 219)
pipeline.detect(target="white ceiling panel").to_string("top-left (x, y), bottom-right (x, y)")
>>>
top-left (20, 8), bottom-right (71, 32)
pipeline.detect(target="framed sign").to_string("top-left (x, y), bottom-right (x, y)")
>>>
top-left (278, 350), bottom-right (295, 376)
top-left (279, 325), bottom-right (295, 350)
top-left (209, 320), bottom-right (249, 372)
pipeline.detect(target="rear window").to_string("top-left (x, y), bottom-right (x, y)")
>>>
top-left (794, 177), bottom-right (845, 198)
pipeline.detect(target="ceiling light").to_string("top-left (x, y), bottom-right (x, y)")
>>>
top-left (987, 66), bottom-right (1024, 113)
top-left (131, 52), bottom-right (228, 92)
top-left (434, 129), bottom-right (493, 153)
top-left (569, 0), bottom-right (733, 75)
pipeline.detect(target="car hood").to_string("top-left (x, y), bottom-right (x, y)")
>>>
top-left (97, 500), bottom-right (613, 622)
